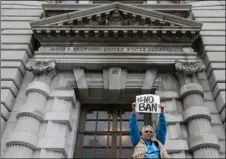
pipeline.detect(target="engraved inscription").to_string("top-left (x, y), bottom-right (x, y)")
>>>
top-left (47, 47), bottom-right (183, 53)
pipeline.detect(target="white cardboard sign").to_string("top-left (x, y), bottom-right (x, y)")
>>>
top-left (135, 94), bottom-right (161, 113)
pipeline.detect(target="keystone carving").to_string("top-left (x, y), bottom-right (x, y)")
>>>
top-left (26, 59), bottom-right (57, 75)
top-left (175, 60), bottom-right (205, 74)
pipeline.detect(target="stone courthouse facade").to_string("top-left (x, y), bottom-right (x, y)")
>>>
top-left (1, 0), bottom-right (225, 158)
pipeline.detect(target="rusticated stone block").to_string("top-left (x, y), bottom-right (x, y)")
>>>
top-left (1, 89), bottom-right (15, 111)
top-left (38, 137), bottom-right (68, 158)
top-left (213, 83), bottom-right (226, 99)
top-left (44, 112), bottom-right (72, 131)
top-left (1, 81), bottom-right (18, 97)
top-left (1, 68), bottom-right (23, 89)
top-left (165, 140), bottom-right (189, 153)
top-left (1, 104), bottom-right (10, 121)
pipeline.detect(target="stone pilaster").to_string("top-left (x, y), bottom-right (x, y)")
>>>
top-left (4, 60), bottom-right (56, 158)
top-left (176, 60), bottom-right (220, 158)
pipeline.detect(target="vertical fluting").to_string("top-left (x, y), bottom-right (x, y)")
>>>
top-left (176, 60), bottom-right (220, 158)
top-left (4, 145), bottom-right (33, 158)
top-left (4, 60), bottom-right (56, 158)
top-left (194, 147), bottom-right (220, 158)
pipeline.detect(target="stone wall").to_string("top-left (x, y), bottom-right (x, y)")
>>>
top-left (189, 1), bottom-right (225, 158)
top-left (1, 0), bottom-right (46, 135)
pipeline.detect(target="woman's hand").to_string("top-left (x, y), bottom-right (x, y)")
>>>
top-left (132, 102), bottom-right (136, 114)
top-left (160, 104), bottom-right (164, 113)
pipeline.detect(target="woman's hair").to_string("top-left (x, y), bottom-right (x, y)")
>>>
top-left (141, 125), bottom-right (154, 133)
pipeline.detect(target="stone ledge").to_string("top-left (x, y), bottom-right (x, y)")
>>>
top-left (1, 89), bottom-right (15, 112)
top-left (44, 112), bottom-right (72, 131)
top-left (165, 140), bottom-right (188, 152)
top-left (38, 137), bottom-right (68, 158)
top-left (26, 81), bottom-right (51, 97)
top-left (183, 106), bottom-right (211, 122)
top-left (189, 133), bottom-right (220, 151)
top-left (180, 83), bottom-right (204, 98)
top-left (6, 130), bottom-right (38, 150)
top-left (49, 90), bottom-right (76, 107)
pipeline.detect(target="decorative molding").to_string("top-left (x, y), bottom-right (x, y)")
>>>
top-left (26, 59), bottom-right (57, 75)
top-left (175, 60), bottom-right (205, 74)
top-left (42, 3), bottom-right (192, 13)
top-left (31, 2), bottom-right (202, 27)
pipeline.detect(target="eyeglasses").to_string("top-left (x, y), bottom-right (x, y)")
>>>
top-left (144, 130), bottom-right (153, 134)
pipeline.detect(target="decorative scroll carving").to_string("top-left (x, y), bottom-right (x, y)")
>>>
top-left (26, 59), bottom-right (57, 75)
top-left (175, 60), bottom-right (205, 74)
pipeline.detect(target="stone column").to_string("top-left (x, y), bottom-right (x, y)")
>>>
top-left (175, 60), bottom-right (220, 158)
top-left (4, 60), bottom-right (56, 158)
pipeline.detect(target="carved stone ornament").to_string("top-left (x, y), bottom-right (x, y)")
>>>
top-left (175, 60), bottom-right (205, 74)
top-left (26, 59), bottom-right (56, 75)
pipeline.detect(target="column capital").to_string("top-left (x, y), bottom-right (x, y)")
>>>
top-left (175, 60), bottom-right (205, 75)
top-left (26, 59), bottom-right (57, 76)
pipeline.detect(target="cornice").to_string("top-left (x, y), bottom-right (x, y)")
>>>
top-left (31, 2), bottom-right (201, 27)
top-left (42, 3), bottom-right (192, 12)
